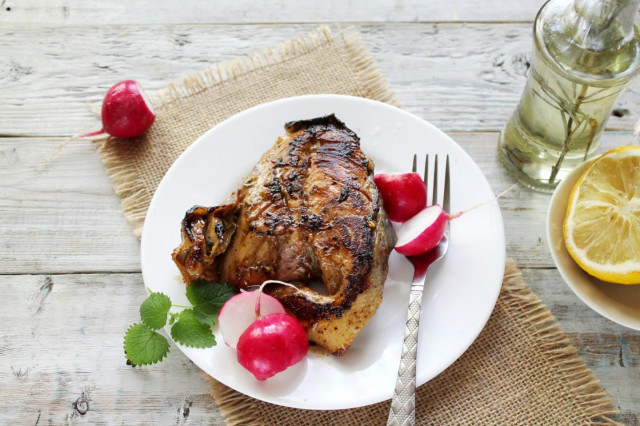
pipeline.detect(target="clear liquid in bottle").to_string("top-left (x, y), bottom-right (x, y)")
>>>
top-left (499, 0), bottom-right (640, 192)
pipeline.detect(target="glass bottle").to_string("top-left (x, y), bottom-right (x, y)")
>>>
top-left (498, 0), bottom-right (640, 192)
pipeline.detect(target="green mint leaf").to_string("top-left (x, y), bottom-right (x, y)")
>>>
top-left (192, 309), bottom-right (217, 326)
top-left (124, 323), bottom-right (170, 366)
top-left (186, 280), bottom-right (236, 321)
top-left (170, 309), bottom-right (216, 348)
top-left (169, 311), bottom-right (181, 325)
top-left (139, 292), bottom-right (171, 329)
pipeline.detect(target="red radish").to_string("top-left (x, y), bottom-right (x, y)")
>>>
top-left (374, 172), bottom-right (427, 222)
top-left (394, 185), bottom-right (515, 256)
top-left (218, 291), bottom-right (285, 349)
top-left (395, 205), bottom-right (452, 256)
top-left (44, 80), bottom-right (156, 164)
top-left (218, 279), bottom-right (310, 380)
top-left (236, 312), bottom-right (309, 380)
top-left (78, 79), bottom-right (156, 139)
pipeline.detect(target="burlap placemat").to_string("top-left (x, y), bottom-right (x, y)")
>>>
top-left (208, 259), bottom-right (619, 425)
top-left (98, 25), bottom-right (399, 238)
top-left (96, 26), bottom-right (619, 424)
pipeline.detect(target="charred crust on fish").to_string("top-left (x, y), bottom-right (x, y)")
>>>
top-left (172, 115), bottom-right (396, 355)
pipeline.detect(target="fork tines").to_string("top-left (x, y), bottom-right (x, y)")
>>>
top-left (412, 154), bottom-right (450, 208)
top-left (443, 155), bottom-right (450, 213)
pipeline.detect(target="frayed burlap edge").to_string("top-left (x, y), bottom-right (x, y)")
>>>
top-left (95, 25), bottom-right (400, 239)
top-left (95, 140), bottom-right (148, 236)
top-left (150, 25), bottom-right (401, 111)
top-left (500, 261), bottom-right (620, 425)
top-left (206, 259), bottom-right (621, 425)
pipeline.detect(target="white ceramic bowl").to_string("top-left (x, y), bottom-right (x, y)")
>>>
top-left (546, 160), bottom-right (640, 330)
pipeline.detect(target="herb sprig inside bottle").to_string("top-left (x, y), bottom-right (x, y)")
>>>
top-left (499, 0), bottom-right (640, 192)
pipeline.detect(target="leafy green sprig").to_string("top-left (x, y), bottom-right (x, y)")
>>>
top-left (124, 280), bottom-right (236, 366)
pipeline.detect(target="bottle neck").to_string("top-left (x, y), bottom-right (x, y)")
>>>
top-left (569, 0), bottom-right (640, 50)
top-left (535, 0), bottom-right (640, 82)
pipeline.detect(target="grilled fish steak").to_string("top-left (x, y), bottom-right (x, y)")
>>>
top-left (172, 115), bottom-right (396, 355)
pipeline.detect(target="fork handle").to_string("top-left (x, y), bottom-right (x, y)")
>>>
top-left (386, 284), bottom-right (424, 426)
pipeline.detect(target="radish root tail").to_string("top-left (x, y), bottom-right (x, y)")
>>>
top-left (41, 129), bottom-right (105, 166)
top-left (255, 280), bottom-right (302, 317)
top-left (449, 184), bottom-right (516, 220)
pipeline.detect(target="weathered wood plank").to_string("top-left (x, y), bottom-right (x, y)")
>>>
top-left (1, 133), bottom-right (632, 274)
top-left (0, 0), bottom-right (546, 25)
top-left (0, 270), bottom-right (636, 423)
top-left (0, 136), bottom-right (141, 273)
top-left (1, 1), bottom-right (637, 423)
top-left (2, 24), bottom-right (639, 136)
top-left (565, 333), bottom-right (640, 368)
top-left (0, 273), bottom-right (225, 425)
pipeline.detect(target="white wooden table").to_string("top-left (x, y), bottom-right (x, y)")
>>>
top-left (1, 1), bottom-right (639, 424)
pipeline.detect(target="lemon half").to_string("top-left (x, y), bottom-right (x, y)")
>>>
top-left (563, 145), bottom-right (640, 285)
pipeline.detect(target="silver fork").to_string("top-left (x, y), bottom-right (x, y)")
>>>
top-left (386, 154), bottom-right (451, 426)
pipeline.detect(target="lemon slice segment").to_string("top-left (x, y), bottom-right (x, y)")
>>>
top-left (563, 146), bottom-right (640, 285)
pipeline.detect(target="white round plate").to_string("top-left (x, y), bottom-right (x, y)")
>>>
top-left (141, 95), bottom-right (505, 409)
top-left (547, 160), bottom-right (640, 331)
